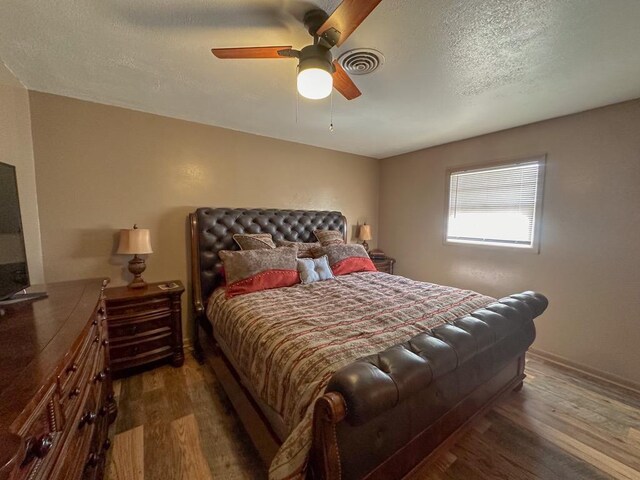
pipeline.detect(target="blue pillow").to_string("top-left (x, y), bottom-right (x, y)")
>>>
top-left (297, 255), bottom-right (335, 284)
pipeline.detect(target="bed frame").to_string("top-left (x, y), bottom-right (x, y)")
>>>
top-left (189, 208), bottom-right (548, 479)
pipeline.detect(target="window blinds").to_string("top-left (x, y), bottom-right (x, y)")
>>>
top-left (447, 160), bottom-right (542, 247)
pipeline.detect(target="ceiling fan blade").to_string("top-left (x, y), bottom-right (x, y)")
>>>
top-left (211, 46), bottom-right (293, 59)
top-left (317, 0), bottom-right (382, 47)
top-left (332, 61), bottom-right (362, 100)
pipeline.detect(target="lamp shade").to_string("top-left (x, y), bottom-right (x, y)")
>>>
top-left (117, 226), bottom-right (153, 255)
top-left (359, 224), bottom-right (372, 242)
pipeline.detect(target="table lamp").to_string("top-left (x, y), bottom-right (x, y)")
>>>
top-left (116, 225), bottom-right (153, 289)
top-left (358, 224), bottom-right (372, 252)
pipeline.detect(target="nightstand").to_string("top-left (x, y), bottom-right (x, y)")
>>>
top-left (104, 280), bottom-right (184, 377)
top-left (371, 256), bottom-right (395, 274)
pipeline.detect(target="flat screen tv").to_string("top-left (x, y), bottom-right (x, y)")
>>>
top-left (0, 162), bottom-right (30, 300)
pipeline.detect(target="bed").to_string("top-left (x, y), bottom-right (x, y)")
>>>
top-left (189, 208), bottom-right (548, 480)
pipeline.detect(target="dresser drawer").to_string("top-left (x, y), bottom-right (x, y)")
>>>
top-left (59, 323), bottom-right (99, 403)
top-left (108, 310), bottom-right (173, 341)
top-left (60, 329), bottom-right (107, 421)
top-left (12, 384), bottom-right (61, 480)
top-left (48, 385), bottom-right (98, 480)
top-left (106, 297), bottom-right (171, 319)
top-left (110, 332), bottom-right (173, 369)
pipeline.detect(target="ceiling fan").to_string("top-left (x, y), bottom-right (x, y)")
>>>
top-left (211, 0), bottom-right (382, 101)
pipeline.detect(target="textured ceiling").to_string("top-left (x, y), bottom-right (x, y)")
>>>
top-left (1, 0), bottom-right (639, 158)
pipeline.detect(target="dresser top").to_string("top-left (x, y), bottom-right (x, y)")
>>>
top-left (0, 278), bottom-right (105, 431)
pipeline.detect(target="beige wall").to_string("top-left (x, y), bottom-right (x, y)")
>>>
top-left (29, 91), bottom-right (379, 339)
top-left (379, 99), bottom-right (640, 385)
top-left (0, 61), bottom-right (44, 284)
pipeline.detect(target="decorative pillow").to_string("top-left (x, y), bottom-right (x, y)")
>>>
top-left (297, 255), bottom-right (335, 284)
top-left (313, 229), bottom-right (345, 247)
top-left (219, 246), bottom-right (299, 298)
top-left (311, 243), bottom-right (377, 276)
top-left (276, 239), bottom-right (321, 258)
top-left (233, 233), bottom-right (276, 250)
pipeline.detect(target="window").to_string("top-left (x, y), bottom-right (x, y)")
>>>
top-left (445, 156), bottom-right (545, 250)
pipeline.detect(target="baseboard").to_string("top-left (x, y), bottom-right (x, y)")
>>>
top-left (528, 348), bottom-right (640, 394)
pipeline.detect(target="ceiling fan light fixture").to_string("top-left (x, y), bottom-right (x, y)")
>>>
top-left (297, 67), bottom-right (333, 100)
top-left (296, 45), bottom-right (334, 100)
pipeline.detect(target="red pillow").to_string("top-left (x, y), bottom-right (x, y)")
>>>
top-left (311, 244), bottom-right (376, 276)
top-left (219, 246), bottom-right (299, 298)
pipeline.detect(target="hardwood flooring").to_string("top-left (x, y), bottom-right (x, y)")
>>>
top-left (105, 354), bottom-right (640, 480)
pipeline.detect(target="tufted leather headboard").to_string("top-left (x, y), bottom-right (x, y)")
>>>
top-left (189, 208), bottom-right (347, 319)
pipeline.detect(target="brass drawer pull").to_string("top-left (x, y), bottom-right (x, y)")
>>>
top-left (67, 363), bottom-right (79, 374)
top-left (69, 387), bottom-right (81, 399)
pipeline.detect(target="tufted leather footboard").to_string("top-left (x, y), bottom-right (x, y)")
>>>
top-left (310, 291), bottom-right (548, 480)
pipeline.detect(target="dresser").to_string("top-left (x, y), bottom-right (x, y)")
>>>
top-left (104, 281), bottom-right (184, 377)
top-left (0, 279), bottom-right (116, 480)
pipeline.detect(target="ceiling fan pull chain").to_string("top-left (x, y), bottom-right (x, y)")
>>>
top-left (329, 90), bottom-right (334, 132)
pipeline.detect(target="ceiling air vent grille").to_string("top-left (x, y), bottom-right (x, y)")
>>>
top-left (338, 49), bottom-right (384, 75)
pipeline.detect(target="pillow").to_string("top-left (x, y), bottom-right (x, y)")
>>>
top-left (311, 243), bottom-right (377, 276)
top-left (297, 255), bottom-right (335, 284)
top-left (219, 246), bottom-right (299, 298)
top-left (233, 233), bottom-right (276, 250)
top-left (276, 239), bottom-right (321, 258)
top-left (313, 229), bottom-right (345, 247)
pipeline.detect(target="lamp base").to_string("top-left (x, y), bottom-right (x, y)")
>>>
top-left (362, 241), bottom-right (369, 253)
top-left (127, 255), bottom-right (148, 289)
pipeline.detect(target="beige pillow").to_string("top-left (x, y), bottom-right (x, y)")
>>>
top-left (313, 229), bottom-right (345, 247)
top-left (219, 246), bottom-right (299, 297)
top-left (310, 244), bottom-right (376, 276)
top-left (276, 239), bottom-right (321, 258)
top-left (233, 233), bottom-right (276, 250)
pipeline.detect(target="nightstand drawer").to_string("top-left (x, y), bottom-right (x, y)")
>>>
top-left (110, 332), bottom-right (173, 365)
top-left (107, 311), bottom-right (172, 340)
top-left (106, 297), bottom-right (171, 319)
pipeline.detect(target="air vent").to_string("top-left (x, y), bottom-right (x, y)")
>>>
top-left (338, 49), bottom-right (384, 75)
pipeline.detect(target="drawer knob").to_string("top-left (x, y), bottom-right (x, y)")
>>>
top-left (79, 411), bottom-right (97, 428)
top-left (93, 335), bottom-right (100, 344)
top-left (67, 363), bottom-right (79, 374)
top-left (102, 339), bottom-right (109, 347)
top-left (85, 452), bottom-right (101, 468)
top-left (99, 406), bottom-right (109, 417)
top-left (92, 319), bottom-right (98, 326)
top-left (25, 433), bottom-right (53, 461)
top-left (103, 438), bottom-right (111, 451)
top-left (94, 371), bottom-right (107, 383)
top-left (69, 387), bottom-right (81, 399)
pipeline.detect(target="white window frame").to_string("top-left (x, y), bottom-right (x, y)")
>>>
top-left (443, 155), bottom-right (546, 252)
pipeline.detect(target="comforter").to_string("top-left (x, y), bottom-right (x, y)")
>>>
top-left (206, 272), bottom-right (494, 479)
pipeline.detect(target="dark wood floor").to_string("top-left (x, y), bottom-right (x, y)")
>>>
top-left (105, 354), bottom-right (640, 480)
